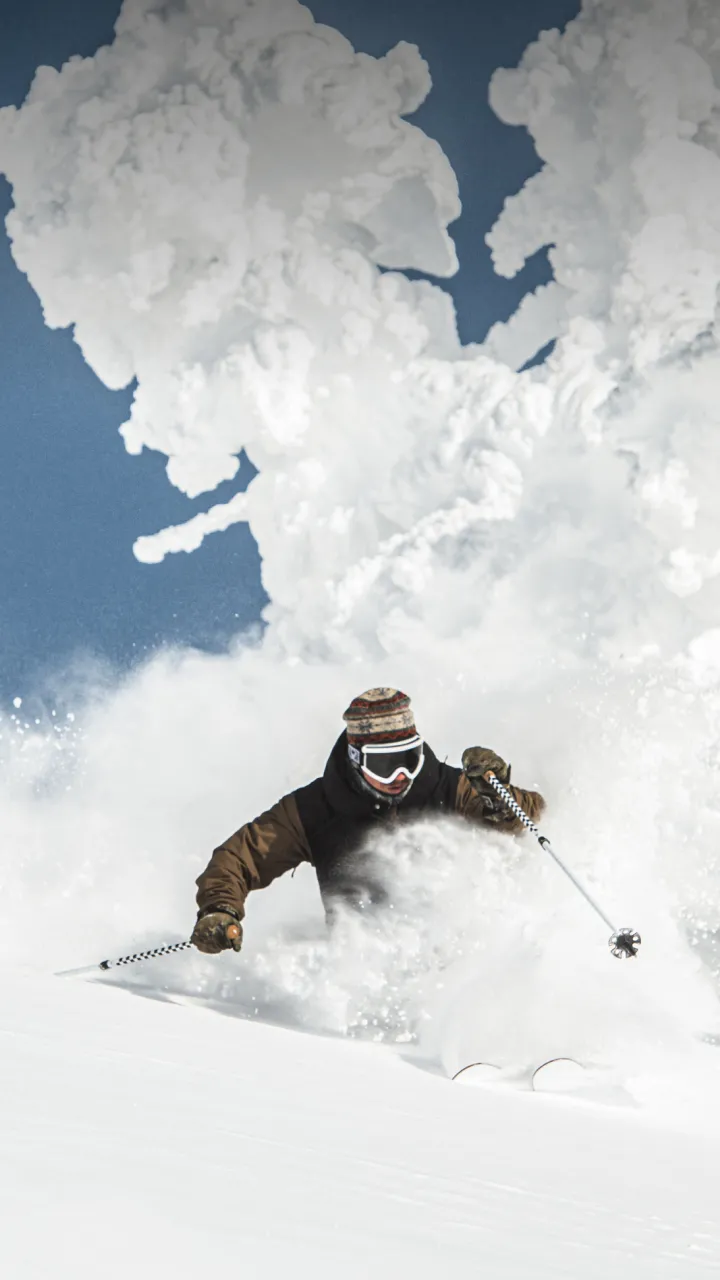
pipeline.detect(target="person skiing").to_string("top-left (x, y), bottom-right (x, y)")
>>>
top-left (191, 687), bottom-right (545, 954)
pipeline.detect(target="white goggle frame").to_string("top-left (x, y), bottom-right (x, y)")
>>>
top-left (348, 735), bottom-right (425, 785)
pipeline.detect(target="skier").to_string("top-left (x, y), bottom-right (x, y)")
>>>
top-left (191, 687), bottom-right (545, 954)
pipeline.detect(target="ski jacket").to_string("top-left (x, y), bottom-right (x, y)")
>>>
top-left (196, 735), bottom-right (545, 921)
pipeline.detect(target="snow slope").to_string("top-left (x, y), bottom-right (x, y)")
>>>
top-left (3, 1), bottom-right (720, 1274)
top-left (3, 971), bottom-right (720, 1280)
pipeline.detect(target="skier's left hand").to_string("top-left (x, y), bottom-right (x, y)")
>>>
top-left (462, 747), bottom-right (511, 791)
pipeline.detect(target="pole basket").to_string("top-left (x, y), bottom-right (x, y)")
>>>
top-left (610, 929), bottom-right (641, 959)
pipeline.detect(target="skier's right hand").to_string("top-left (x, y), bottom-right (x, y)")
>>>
top-left (461, 747), bottom-right (511, 789)
top-left (191, 909), bottom-right (243, 954)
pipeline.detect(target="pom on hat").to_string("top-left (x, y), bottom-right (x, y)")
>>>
top-left (343, 687), bottom-right (418, 745)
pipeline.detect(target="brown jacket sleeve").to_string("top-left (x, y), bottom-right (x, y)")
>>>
top-left (196, 792), bottom-right (311, 921)
top-left (455, 772), bottom-right (545, 835)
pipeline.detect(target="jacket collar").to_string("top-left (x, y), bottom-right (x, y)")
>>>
top-left (322, 733), bottom-right (441, 816)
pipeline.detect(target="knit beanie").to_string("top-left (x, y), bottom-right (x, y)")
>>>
top-left (343, 688), bottom-right (419, 746)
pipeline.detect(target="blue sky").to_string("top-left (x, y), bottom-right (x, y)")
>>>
top-left (0, 0), bottom-right (579, 702)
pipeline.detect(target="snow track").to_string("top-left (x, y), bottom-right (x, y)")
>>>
top-left (2, 974), bottom-right (720, 1279)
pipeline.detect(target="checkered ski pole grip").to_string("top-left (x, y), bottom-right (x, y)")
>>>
top-left (56, 919), bottom-right (244, 978)
top-left (99, 940), bottom-right (193, 970)
top-left (483, 771), bottom-right (641, 959)
top-left (56, 938), bottom-right (193, 979)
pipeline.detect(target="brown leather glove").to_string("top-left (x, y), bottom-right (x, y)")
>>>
top-left (461, 746), bottom-right (512, 790)
top-left (191, 909), bottom-right (243, 954)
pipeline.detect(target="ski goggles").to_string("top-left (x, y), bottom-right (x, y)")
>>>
top-left (348, 735), bottom-right (425, 784)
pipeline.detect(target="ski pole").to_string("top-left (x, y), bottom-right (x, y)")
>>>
top-left (484, 771), bottom-right (641, 958)
top-left (56, 923), bottom-right (241, 978)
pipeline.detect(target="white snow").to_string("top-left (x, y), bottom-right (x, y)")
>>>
top-left (3, 973), bottom-right (720, 1279)
top-left (3, 0), bottom-right (720, 1273)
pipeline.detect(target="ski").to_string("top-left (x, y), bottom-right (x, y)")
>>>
top-left (452, 1062), bottom-right (504, 1085)
top-left (452, 1057), bottom-right (588, 1093)
top-left (452, 1057), bottom-right (635, 1106)
top-left (531, 1057), bottom-right (587, 1092)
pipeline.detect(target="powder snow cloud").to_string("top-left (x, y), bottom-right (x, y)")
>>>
top-left (3, 0), bottom-right (720, 667)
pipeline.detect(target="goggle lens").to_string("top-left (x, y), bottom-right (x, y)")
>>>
top-left (363, 746), bottom-right (423, 779)
top-left (349, 737), bottom-right (425, 784)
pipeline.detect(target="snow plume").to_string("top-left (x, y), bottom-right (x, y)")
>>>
top-left (210, 815), bottom-right (717, 1077)
top-left (3, 0), bottom-right (720, 1066)
top-left (0, 0), bottom-right (461, 622)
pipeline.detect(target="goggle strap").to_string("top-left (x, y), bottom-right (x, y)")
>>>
top-left (361, 735), bottom-right (423, 755)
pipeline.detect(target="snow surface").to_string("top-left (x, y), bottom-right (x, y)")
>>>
top-left (3, 973), bottom-right (720, 1279)
top-left (3, 0), bottom-right (720, 1273)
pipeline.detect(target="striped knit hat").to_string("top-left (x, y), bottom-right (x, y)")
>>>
top-left (343, 688), bottom-right (419, 746)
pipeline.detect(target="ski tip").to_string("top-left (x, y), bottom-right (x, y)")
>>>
top-left (532, 1058), bottom-right (586, 1093)
top-left (452, 1062), bottom-right (502, 1085)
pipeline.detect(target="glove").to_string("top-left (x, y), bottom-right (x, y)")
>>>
top-left (462, 746), bottom-right (512, 793)
top-left (191, 909), bottom-right (243, 955)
